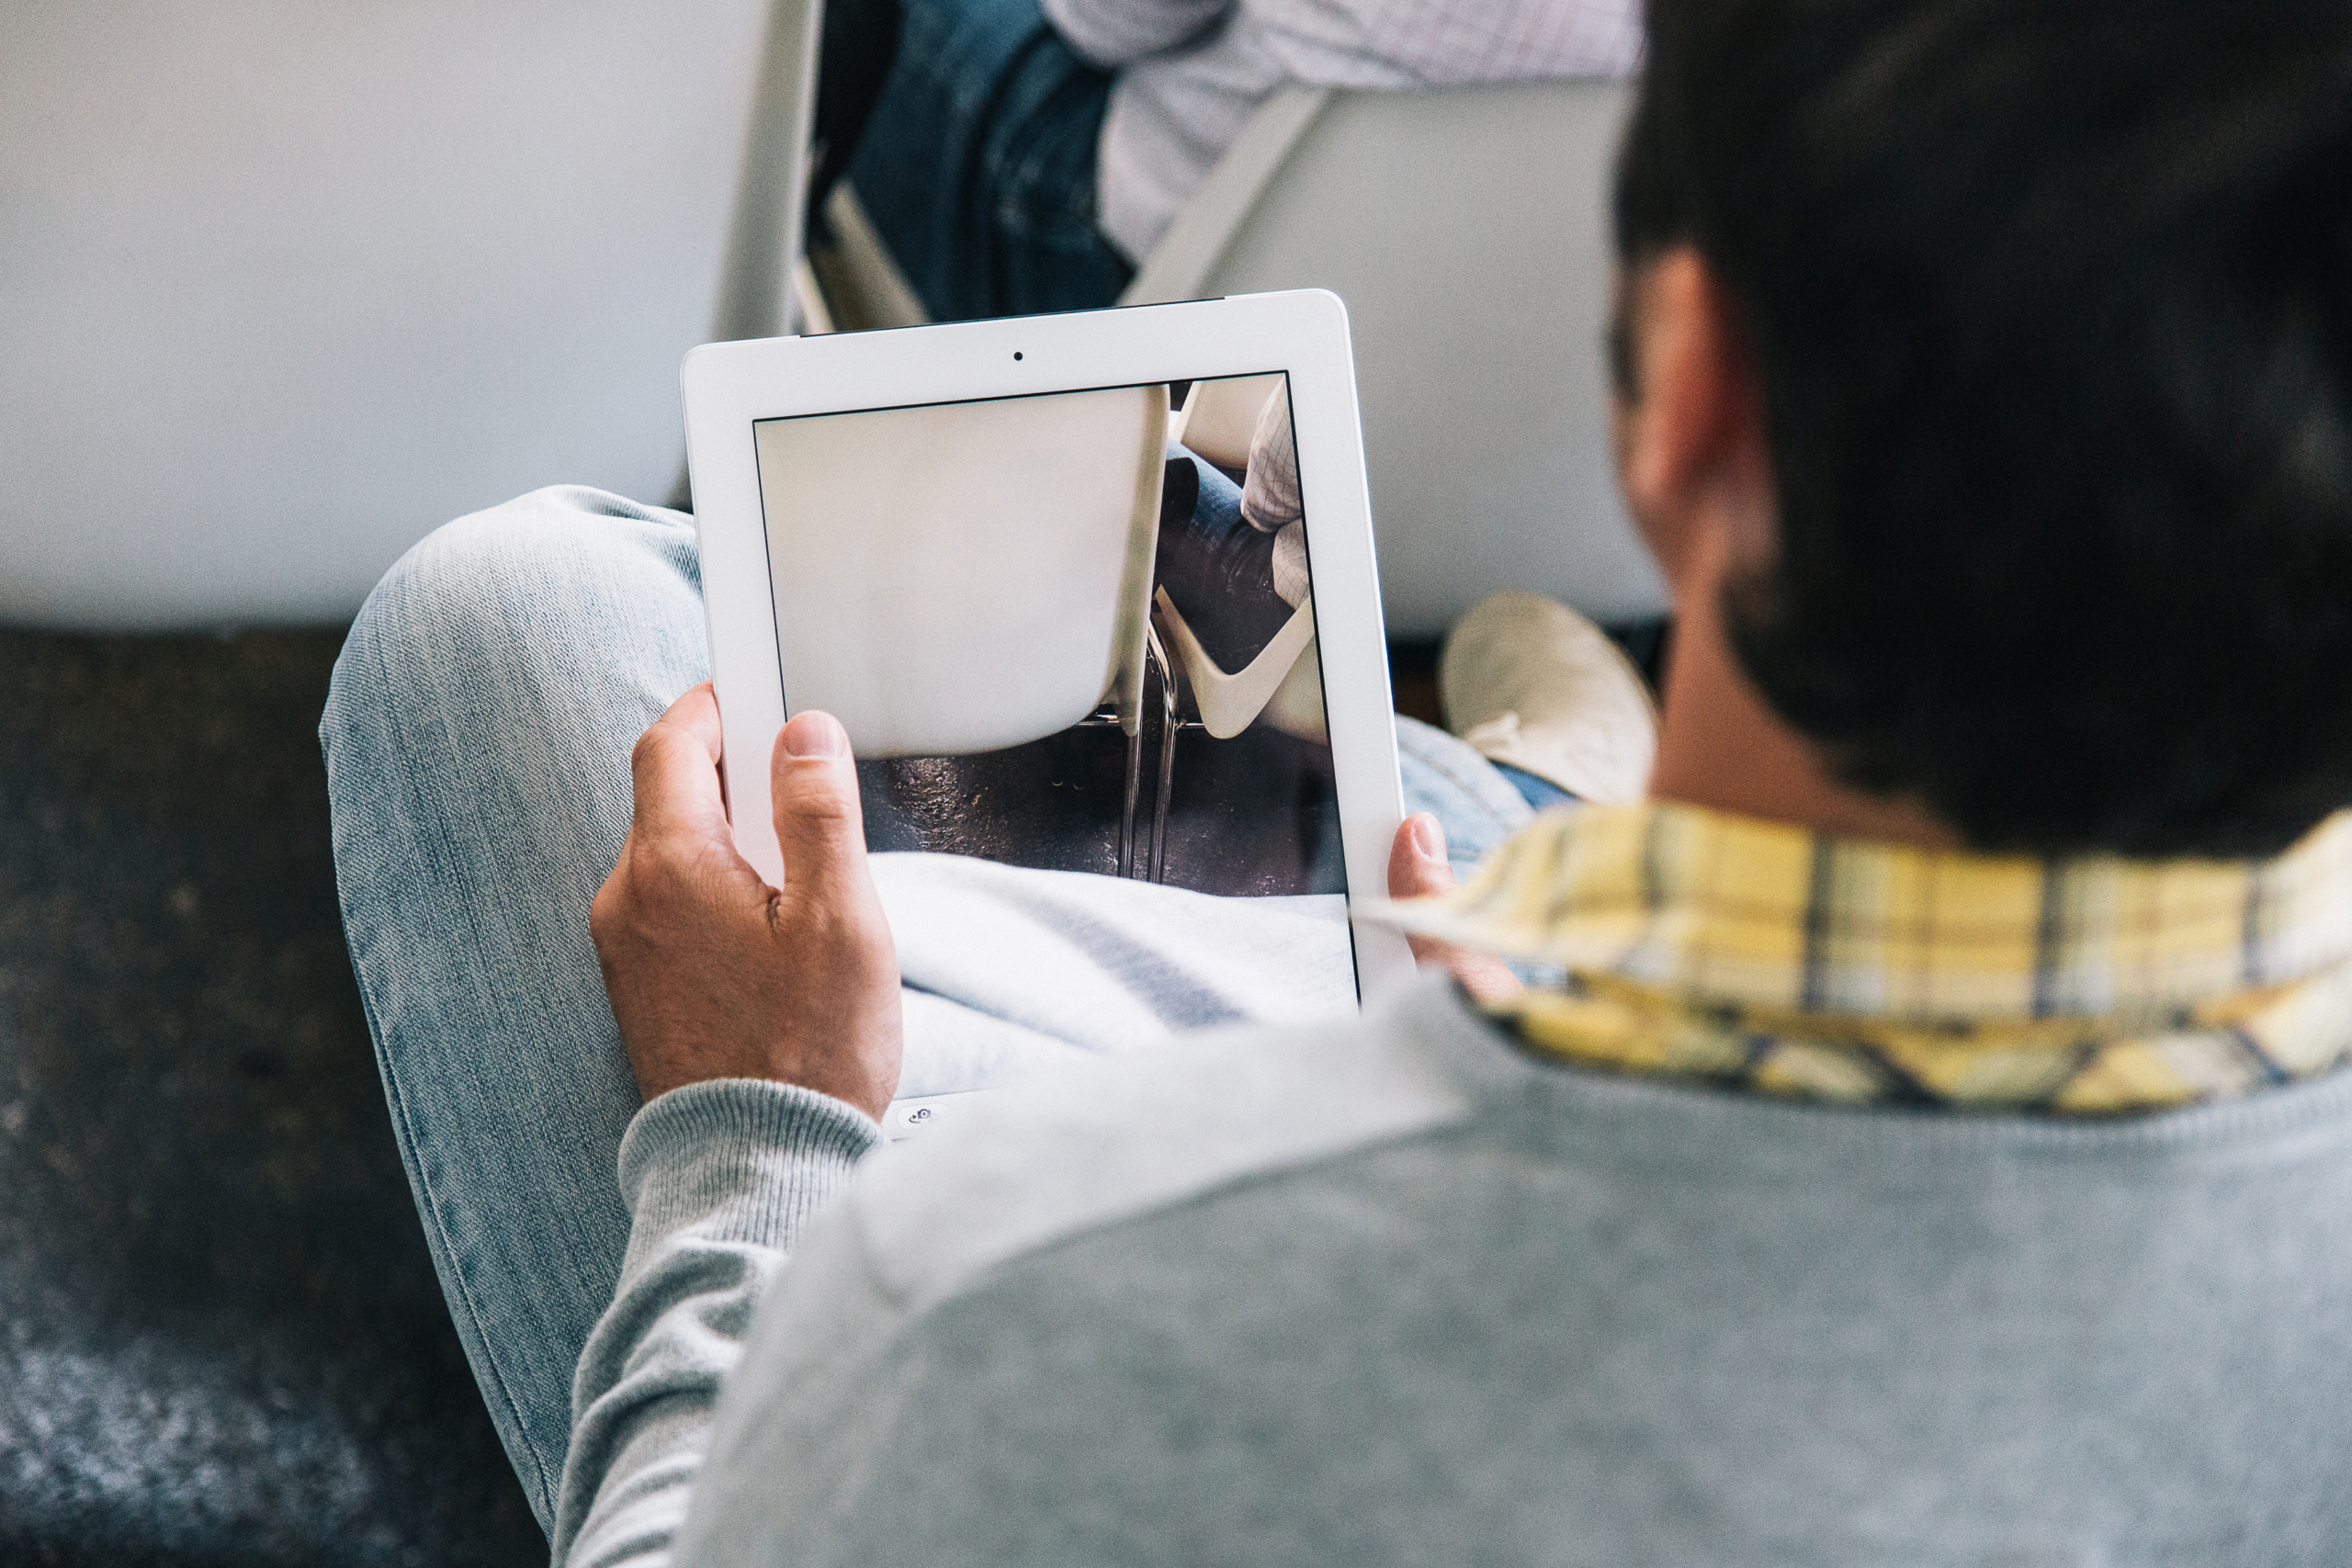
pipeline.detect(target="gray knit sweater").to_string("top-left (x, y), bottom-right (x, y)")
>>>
top-left (556, 974), bottom-right (2352, 1566)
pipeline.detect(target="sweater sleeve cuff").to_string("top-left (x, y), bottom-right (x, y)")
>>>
top-left (614, 1078), bottom-right (883, 1279)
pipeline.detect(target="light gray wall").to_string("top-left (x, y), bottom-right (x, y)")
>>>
top-left (1, 0), bottom-right (788, 628)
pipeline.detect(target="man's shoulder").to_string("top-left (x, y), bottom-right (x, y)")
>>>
top-left (841, 980), bottom-right (1478, 1314)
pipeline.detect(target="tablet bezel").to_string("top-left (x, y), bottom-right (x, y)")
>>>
top-left (681, 290), bottom-right (1416, 998)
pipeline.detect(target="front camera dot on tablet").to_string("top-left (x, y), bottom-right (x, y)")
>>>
top-left (1013, 352), bottom-right (1023, 361)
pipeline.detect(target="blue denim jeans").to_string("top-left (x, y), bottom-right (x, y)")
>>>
top-left (845, 0), bottom-right (1133, 320)
top-left (319, 486), bottom-right (1536, 1533)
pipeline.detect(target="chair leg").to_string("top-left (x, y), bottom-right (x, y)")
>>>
top-left (1119, 720), bottom-right (1142, 879)
top-left (1152, 700), bottom-right (1177, 883)
top-left (1148, 623), bottom-right (1178, 883)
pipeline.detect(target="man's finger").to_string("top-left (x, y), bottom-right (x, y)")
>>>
top-left (1387, 813), bottom-right (1523, 1005)
top-left (1387, 813), bottom-right (1457, 903)
top-left (665, 682), bottom-right (727, 761)
top-left (628, 688), bottom-right (732, 844)
top-left (770, 710), bottom-right (874, 904)
top-left (1389, 814), bottom-right (1466, 965)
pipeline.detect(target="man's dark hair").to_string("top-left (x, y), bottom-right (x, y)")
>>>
top-left (1614, 0), bottom-right (2352, 857)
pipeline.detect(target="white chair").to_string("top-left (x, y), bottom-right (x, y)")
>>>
top-left (1119, 80), bottom-right (1668, 639)
top-left (753, 384), bottom-right (1177, 875)
top-left (0, 0), bottom-right (821, 628)
top-left (820, 78), bottom-right (1668, 639)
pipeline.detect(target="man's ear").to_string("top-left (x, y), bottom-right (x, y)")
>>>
top-left (1611, 249), bottom-right (1776, 593)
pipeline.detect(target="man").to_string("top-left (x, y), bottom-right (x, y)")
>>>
top-left (323, 0), bottom-right (2352, 1562)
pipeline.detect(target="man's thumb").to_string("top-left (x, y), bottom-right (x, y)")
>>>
top-left (771, 711), bottom-right (870, 898)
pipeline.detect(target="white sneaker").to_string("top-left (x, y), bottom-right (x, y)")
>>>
top-left (1439, 592), bottom-right (1659, 805)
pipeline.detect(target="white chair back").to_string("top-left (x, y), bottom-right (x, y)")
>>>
top-left (1122, 80), bottom-right (1668, 638)
top-left (0, 0), bottom-right (818, 628)
top-left (752, 385), bottom-right (1167, 756)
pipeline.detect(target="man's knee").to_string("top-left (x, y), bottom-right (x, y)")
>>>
top-left (368, 484), bottom-right (689, 649)
top-left (321, 485), bottom-right (696, 764)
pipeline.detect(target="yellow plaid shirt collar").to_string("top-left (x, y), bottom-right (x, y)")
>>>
top-left (1372, 803), bottom-right (2352, 1114)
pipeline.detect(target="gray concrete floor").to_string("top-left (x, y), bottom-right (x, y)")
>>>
top-left (0, 627), bottom-right (542, 1567)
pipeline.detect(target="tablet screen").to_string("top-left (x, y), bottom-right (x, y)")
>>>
top-left (750, 373), bottom-right (1346, 915)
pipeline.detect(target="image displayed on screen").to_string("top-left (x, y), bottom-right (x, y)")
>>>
top-left (752, 372), bottom-right (1340, 906)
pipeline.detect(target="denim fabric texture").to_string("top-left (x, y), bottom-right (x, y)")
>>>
top-left (845, 0), bottom-right (1134, 320)
top-left (1494, 761), bottom-right (1577, 813)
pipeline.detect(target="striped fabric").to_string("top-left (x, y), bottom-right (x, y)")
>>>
top-left (1370, 803), bottom-right (2352, 1114)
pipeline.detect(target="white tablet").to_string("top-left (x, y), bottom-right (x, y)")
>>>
top-left (681, 290), bottom-right (1415, 1002)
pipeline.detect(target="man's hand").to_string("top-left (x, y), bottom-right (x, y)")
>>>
top-left (1388, 814), bottom-right (1522, 1007)
top-left (590, 683), bottom-right (903, 1120)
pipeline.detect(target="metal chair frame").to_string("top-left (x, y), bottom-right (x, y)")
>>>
top-left (1084, 622), bottom-right (1187, 883)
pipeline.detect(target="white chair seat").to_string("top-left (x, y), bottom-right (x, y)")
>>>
top-left (756, 385), bottom-right (1166, 757)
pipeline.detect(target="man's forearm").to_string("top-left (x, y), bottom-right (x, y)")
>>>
top-left (553, 1082), bottom-right (881, 1568)
top-left (1043, 0), bottom-right (1232, 68)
